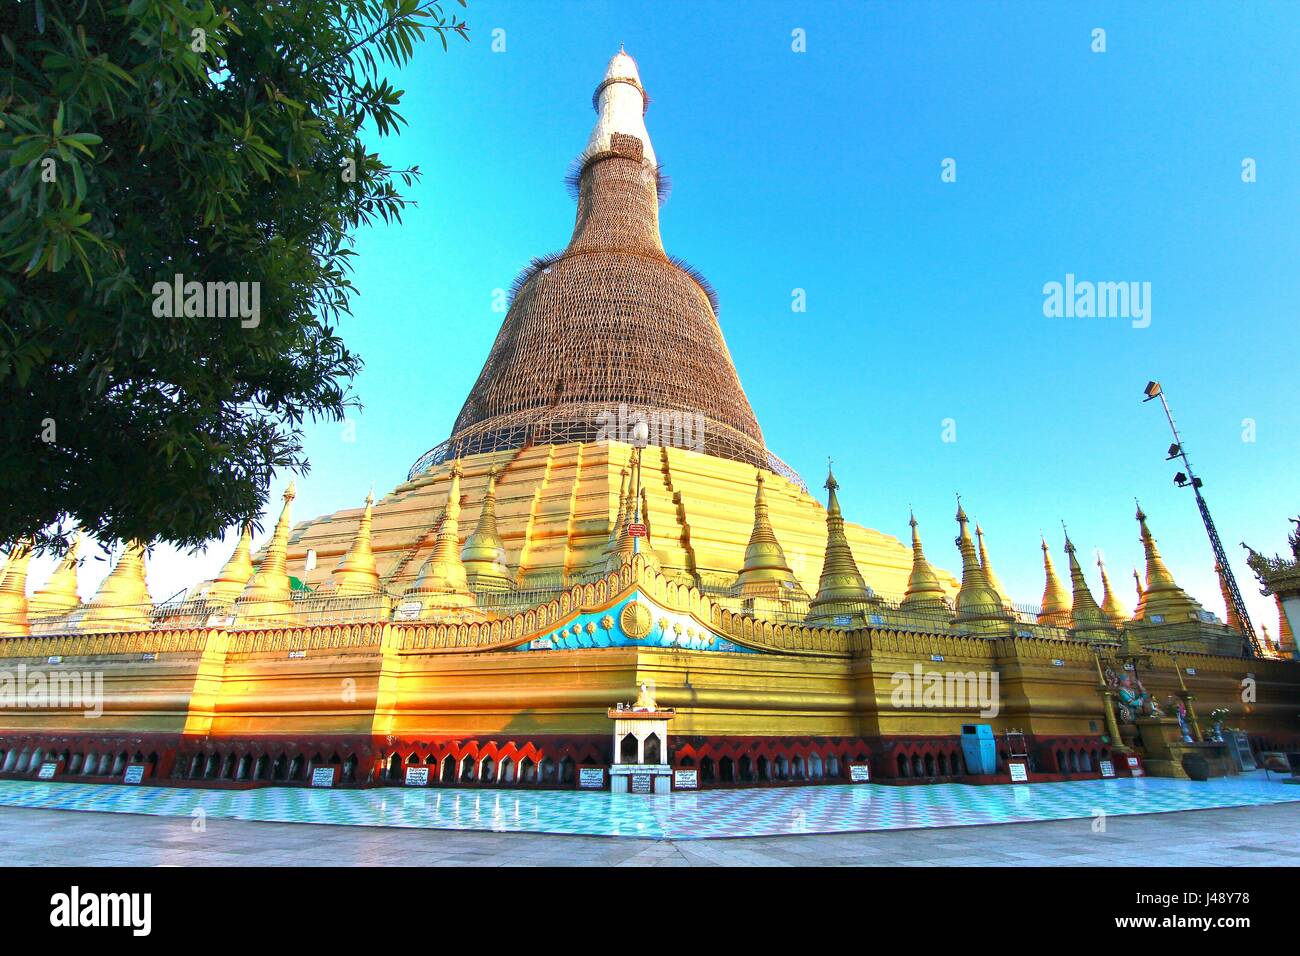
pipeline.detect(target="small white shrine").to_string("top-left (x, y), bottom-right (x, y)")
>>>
top-left (607, 681), bottom-right (675, 794)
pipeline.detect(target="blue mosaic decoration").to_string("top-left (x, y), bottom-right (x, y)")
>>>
top-left (0, 773), bottom-right (1294, 840)
top-left (514, 590), bottom-right (755, 654)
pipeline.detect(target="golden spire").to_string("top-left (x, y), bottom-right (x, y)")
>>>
top-left (952, 499), bottom-right (1009, 632)
top-left (1064, 530), bottom-right (1111, 636)
top-left (807, 464), bottom-right (873, 626)
top-left (462, 466), bottom-right (513, 592)
top-left (731, 471), bottom-right (802, 598)
top-left (1132, 502), bottom-right (1202, 623)
top-left (1275, 595), bottom-right (1295, 657)
top-left (975, 524), bottom-right (1013, 610)
top-left (1096, 552), bottom-right (1130, 625)
top-left (1037, 536), bottom-right (1072, 627)
top-left (605, 465), bottom-right (631, 554)
top-left (1133, 567), bottom-right (1144, 604)
top-left (203, 522), bottom-right (255, 605)
top-left (0, 538), bottom-right (34, 637)
top-left (611, 448), bottom-right (661, 572)
top-left (235, 482), bottom-right (298, 625)
top-left (1214, 562), bottom-right (1243, 632)
top-left (30, 532), bottom-right (83, 619)
top-left (405, 461), bottom-right (473, 599)
top-left (901, 510), bottom-right (947, 610)
top-left (330, 490), bottom-right (381, 595)
top-left (77, 539), bottom-right (153, 633)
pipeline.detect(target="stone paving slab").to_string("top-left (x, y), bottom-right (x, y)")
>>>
top-left (0, 772), bottom-right (1297, 839)
top-left (3, 801), bottom-right (1297, 866)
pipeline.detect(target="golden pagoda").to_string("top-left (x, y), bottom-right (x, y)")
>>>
top-left (399, 462), bottom-right (484, 620)
top-left (1132, 503), bottom-right (1203, 625)
top-left (0, 539), bottom-right (33, 638)
top-left (204, 522), bottom-right (255, 606)
top-left (327, 492), bottom-right (381, 596)
top-left (29, 533), bottom-right (82, 620)
top-left (1064, 531), bottom-right (1113, 638)
top-left (900, 511), bottom-right (948, 616)
top-left (461, 467), bottom-right (513, 592)
top-left (952, 501), bottom-right (1011, 635)
top-left (0, 49), bottom-right (1292, 795)
top-left (70, 540), bottom-right (152, 634)
top-left (731, 472), bottom-right (807, 602)
top-left (234, 484), bottom-right (298, 627)
top-left (806, 465), bottom-right (875, 626)
top-left (1215, 562), bottom-right (1243, 632)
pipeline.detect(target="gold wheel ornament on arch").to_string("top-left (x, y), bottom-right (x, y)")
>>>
top-left (619, 600), bottom-right (654, 639)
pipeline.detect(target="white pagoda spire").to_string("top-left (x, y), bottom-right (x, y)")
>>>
top-left (583, 48), bottom-right (656, 166)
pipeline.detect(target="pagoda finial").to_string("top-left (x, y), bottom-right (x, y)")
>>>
top-left (902, 512), bottom-right (948, 611)
top-left (30, 532), bottom-right (83, 620)
top-left (462, 465), bottom-right (513, 592)
top-left (952, 503), bottom-right (1009, 632)
top-left (732, 471), bottom-right (803, 599)
top-left (1214, 561), bottom-right (1243, 633)
top-left (404, 461), bottom-right (474, 603)
top-left (1132, 504), bottom-right (1202, 623)
top-left (0, 538), bottom-right (34, 637)
top-left (584, 47), bottom-right (655, 167)
top-left (1064, 531), bottom-right (1111, 636)
top-left (76, 540), bottom-right (153, 633)
top-left (975, 523), bottom-right (1012, 611)
top-left (1274, 595), bottom-right (1295, 657)
top-left (1037, 535), bottom-right (1072, 627)
top-left (204, 521), bottom-right (255, 605)
top-left (1095, 551), bottom-right (1130, 625)
top-left (329, 489), bottom-right (381, 596)
top-left (807, 467), bottom-right (872, 625)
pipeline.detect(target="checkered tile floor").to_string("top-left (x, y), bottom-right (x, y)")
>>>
top-left (0, 773), bottom-right (1294, 840)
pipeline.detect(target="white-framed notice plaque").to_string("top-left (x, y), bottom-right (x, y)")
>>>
top-left (1008, 762), bottom-right (1028, 783)
top-left (849, 762), bottom-right (871, 782)
top-left (673, 769), bottom-right (698, 790)
top-left (311, 766), bottom-right (336, 788)
top-left (404, 766), bottom-right (429, 786)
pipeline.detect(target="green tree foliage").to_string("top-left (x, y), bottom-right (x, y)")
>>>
top-left (0, 0), bottom-right (469, 551)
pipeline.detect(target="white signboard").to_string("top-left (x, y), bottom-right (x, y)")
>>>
top-left (1008, 762), bottom-right (1028, 782)
top-left (849, 762), bottom-right (871, 783)
top-left (123, 765), bottom-right (145, 784)
top-left (631, 774), bottom-right (653, 794)
top-left (37, 762), bottom-right (57, 780)
top-left (1099, 760), bottom-right (1116, 778)
top-left (1126, 756), bottom-right (1144, 777)
top-left (311, 766), bottom-right (336, 788)
top-left (404, 766), bottom-right (429, 787)
top-left (578, 767), bottom-right (604, 790)
top-left (673, 769), bottom-right (698, 790)
top-left (394, 601), bottom-right (423, 622)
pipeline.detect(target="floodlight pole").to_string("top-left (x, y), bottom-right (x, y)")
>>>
top-left (1143, 382), bottom-right (1262, 657)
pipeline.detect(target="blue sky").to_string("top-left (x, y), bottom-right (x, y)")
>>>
top-left (41, 1), bottom-right (1300, 633)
